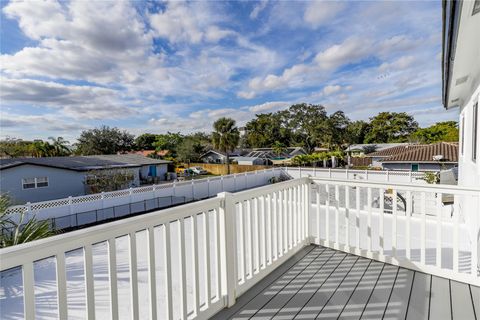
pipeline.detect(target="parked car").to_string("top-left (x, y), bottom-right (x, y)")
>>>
top-left (190, 166), bottom-right (208, 175)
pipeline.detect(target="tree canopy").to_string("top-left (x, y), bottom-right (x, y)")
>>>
top-left (212, 117), bottom-right (240, 174)
top-left (364, 112), bottom-right (419, 143)
top-left (75, 126), bottom-right (134, 155)
top-left (410, 121), bottom-right (458, 143)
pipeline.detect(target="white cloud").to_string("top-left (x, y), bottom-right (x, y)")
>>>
top-left (322, 85), bottom-right (342, 96)
top-left (304, 1), bottom-right (345, 28)
top-left (149, 2), bottom-right (233, 44)
top-left (250, 0), bottom-right (268, 19)
top-left (314, 37), bottom-right (373, 70)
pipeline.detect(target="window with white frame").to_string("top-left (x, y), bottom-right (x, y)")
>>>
top-left (22, 177), bottom-right (49, 189)
top-left (473, 102), bottom-right (478, 162)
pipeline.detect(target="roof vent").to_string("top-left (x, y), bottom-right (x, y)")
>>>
top-left (455, 76), bottom-right (468, 85)
top-left (433, 155), bottom-right (444, 161)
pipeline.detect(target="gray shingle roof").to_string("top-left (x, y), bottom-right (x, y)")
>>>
top-left (0, 154), bottom-right (170, 171)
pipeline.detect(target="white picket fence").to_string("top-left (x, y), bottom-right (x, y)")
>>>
top-left (5, 168), bottom-right (284, 223)
top-left (284, 166), bottom-right (426, 184)
top-left (0, 177), bottom-right (478, 320)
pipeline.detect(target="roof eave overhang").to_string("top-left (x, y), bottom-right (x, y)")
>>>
top-left (442, 0), bottom-right (462, 109)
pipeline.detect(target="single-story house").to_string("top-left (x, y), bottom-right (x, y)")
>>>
top-left (0, 155), bottom-right (171, 204)
top-left (236, 157), bottom-right (264, 165)
top-left (380, 142), bottom-right (458, 172)
top-left (346, 143), bottom-right (409, 155)
top-left (365, 144), bottom-right (423, 167)
top-left (246, 147), bottom-right (306, 161)
top-left (200, 149), bottom-right (248, 164)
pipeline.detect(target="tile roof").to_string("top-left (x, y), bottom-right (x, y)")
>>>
top-left (0, 154), bottom-right (170, 171)
top-left (381, 142), bottom-right (458, 163)
top-left (366, 144), bottom-right (424, 157)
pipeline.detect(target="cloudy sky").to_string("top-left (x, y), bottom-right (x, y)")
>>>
top-left (0, 0), bottom-right (456, 141)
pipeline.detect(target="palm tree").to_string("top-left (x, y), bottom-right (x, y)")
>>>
top-left (30, 140), bottom-right (53, 157)
top-left (272, 141), bottom-right (287, 157)
top-left (212, 117), bottom-right (240, 175)
top-left (48, 137), bottom-right (71, 156)
top-left (0, 195), bottom-right (55, 248)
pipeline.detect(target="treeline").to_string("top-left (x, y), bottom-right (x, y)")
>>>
top-left (242, 103), bottom-right (458, 152)
top-left (0, 103), bottom-right (458, 159)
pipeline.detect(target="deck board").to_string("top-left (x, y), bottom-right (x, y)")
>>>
top-left (213, 245), bottom-right (480, 320)
top-left (429, 276), bottom-right (451, 320)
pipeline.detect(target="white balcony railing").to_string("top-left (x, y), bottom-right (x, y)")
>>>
top-left (0, 177), bottom-right (478, 319)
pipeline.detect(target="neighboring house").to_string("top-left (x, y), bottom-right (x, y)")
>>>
top-left (0, 155), bottom-right (171, 204)
top-left (125, 150), bottom-right (170, 158)
top-left (346, 143), bottom-right (409, 156)
top-left (200, 149), bottom-right (247, 164)
top-left (365, 144), bottom-right (423, 168)
top-left (379, 142), bottom-right (458, 172)
top-left (235, 157), bottom-right (264, 165)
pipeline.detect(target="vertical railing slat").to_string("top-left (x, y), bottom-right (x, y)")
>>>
top-left (215, 210), bottom-right (222, 301)
top-left (355, 186), bottom-right (360, 249)
top-left (335, 185), bottom-right (340, 247)
top-left (147, 227), bottom-right (157, 320)
top-left (204, 212), bottom-right (212, 305)
top-left (453, 199), bottom-right (459, 273)
top-left (248, 200), bottom-right (254, 277)
top-left (379, 189), bottom-right (385, 256)
top-left (316, 187), bottom-right (321, 244)
top-left (254, 198), bottom-right (260, 274)
top-left (421, 192), bottom-right (426, 266)
top-left (406, 191), bottom-right (412, 260)
top-left (367, 187), bottom-right (372, 252)
top-left (325, 184), bottom-right (330, 245)
top-left (261, 196), bottom-right (267, 269)
top-left (23, 262), bottom-right (35, 320)
top-left (84, 244), bottom-right (96, 320)
top-left (129, 233), bottom-right (139, 320)
top-left (392, 189), bottom-right (397, 259)
top-left (277, 190), bottom-right (283, 256)
top-left (238, 203), bottom-right (245, 283)
top-left (108, 238), bottom-right (119, 319)
top-left (164, 223), bottom-right (174, 319)
top-left (56, 252), bottom-right (68, 319)
top-left (345, 186), bottom-right (350, 249)
top-left (435, 194), bottom-right (442, 269)
top-left (192, 215), bottom-right (200, 316)
top-left (179, 219), bottom-right (188, 320)
top-left (272, 192), bottom-right (277, 261)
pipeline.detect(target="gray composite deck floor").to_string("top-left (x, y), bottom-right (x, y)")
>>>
top-left (212, 245), bottom-right (480, 320)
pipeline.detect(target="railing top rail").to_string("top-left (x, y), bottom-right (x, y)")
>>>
top-left (311, 177), bottom-right (480, 195)
top-left (0, 196), bottom-right (222, 270)
top-left (226, 177), bottom-right (310, 202)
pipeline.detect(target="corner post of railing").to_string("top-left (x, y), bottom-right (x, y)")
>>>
top-left (218, 192), bottom-right (237, 307)
top-left (386, 170), bottom-right (390, 182)
top-left (328, 168), bottom-right (332, 178)
top-left (409, 171), bottom-right (412, 183)
top-left (129, 187), bottom-right (133, 202)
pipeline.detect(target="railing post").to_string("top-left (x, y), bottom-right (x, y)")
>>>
top-left (386, 170), bottom-right (389, 182)
top-left (101, 192), bottom-right (105, 209)
top-left (218, 192), bottom-right (237, 307)
top-left (68, 196), bottom-right (73, 215)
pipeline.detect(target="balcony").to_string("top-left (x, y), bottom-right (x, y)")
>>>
top-left (1, 175), bottom-right (479, 319)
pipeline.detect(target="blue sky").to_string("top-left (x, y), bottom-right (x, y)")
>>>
top-left (0, 0), bottom-right (457, 141)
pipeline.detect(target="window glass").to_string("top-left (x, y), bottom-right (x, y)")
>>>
top-left (36, 177), bottom-right (49, 188)
top-left (461, 116), bottom-right (465, 155)
top-left (22, 178), bottom-right (36, 189)
top-left (473, 102), bottom-right (478, 162)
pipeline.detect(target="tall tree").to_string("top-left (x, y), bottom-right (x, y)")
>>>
top-left (134, 133), bottom-right (159, 150)
top-left (286, 103), bottom-right (329, 153)
top-left (75, 126), bottom-right (134, 155)
top-left (31, 140), bottom-right (54, 157)
top-left (153, 132), bottom-right (184, 155)
top-left (48, 137), bottom-right (71, 156)
top-left (364, 112), bottom-right (418, 143)
top-left (345, 120), bottom-right (370, 145)
top-left (324, 111), bottom-right (350, 149)
top-left (410, 121), bottom-right (459, 143)
top-left (212, 117), bottom-right (240, 174)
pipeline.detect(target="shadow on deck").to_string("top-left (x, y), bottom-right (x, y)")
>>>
top-left (213, 245), bottom-right (480, 320)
